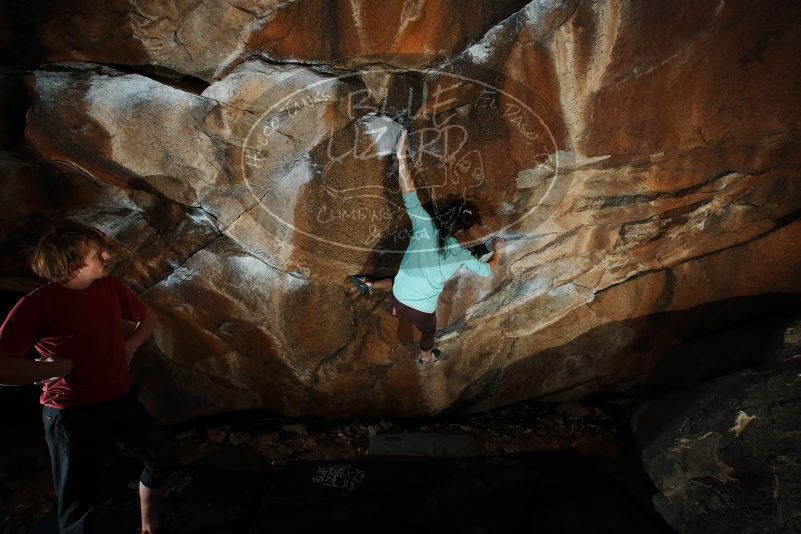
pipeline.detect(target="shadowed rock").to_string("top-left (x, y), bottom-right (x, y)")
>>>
top-left (633, 318), bottom-right (801, 532)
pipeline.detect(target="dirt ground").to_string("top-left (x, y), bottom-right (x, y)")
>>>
top-left (0, 388), bottom-right (655, 533)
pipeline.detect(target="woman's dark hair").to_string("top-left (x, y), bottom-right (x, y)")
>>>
top-left (431, 199), bottom-right (482, 257)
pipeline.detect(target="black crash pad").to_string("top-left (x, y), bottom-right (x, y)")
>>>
top-left (250, 452), bottom-right (672, 533)
top-left (28, 452), bottom-right (671, 533)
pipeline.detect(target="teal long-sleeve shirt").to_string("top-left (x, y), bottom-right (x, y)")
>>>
top-left (392, 192), bottom-right (491, 313)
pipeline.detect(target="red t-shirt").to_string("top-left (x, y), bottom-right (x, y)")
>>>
top-left (0, 277), bottom-right (147, 409)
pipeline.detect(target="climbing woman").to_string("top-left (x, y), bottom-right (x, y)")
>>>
top-left (350, 129), bottom-right (504, 364)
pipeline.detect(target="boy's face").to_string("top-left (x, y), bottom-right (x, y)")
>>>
top-left (77, 243), bottom-right (110, 280)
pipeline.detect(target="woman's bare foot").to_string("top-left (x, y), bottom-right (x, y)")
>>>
top-left (418, 349), bottom-right (442, 364)
top-left (349, 275), bottom-right (373, 295)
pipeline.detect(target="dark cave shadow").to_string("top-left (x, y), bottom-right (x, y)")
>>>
top-left (447, 292), bottom-right (801, 415)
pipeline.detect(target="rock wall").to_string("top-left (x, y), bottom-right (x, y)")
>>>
top-left (634, 317), bottom-right (801, 532)
top-left (1, 0), bottom-right (800, 422)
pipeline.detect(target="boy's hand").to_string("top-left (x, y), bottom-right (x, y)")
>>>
top-left (123, 306), bottom-right (158, 366)
top-left (124, 339), bottom-right (139, 363)
top-left (491, 237), bottom-right (506, 251)
top-left (34, 357), bottom-right (73, 386)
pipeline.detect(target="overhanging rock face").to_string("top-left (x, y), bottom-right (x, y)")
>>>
top-left (3, 0), bottom-right (801, 421)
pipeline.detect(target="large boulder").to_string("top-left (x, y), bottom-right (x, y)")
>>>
top-left (0, 0), bottom-right (534, 79)
top-left (633, 318), bottom-right (801, 532)
top-left (0, 151), bottom-right (218, 292)
top-left (4, 0), bottom-right (801, 420)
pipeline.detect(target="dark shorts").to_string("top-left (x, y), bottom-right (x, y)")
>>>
top-left (391, 294), bottom-right (437, 351)
top-left (43, 389), bottom-right (177, 534)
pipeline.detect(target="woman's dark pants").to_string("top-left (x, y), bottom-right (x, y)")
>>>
top-left (392, 294), bottom-right (437, 351)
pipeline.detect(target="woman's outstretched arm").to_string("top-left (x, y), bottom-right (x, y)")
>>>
top-left (396, 129), bottom-right (415, 194)
top-left (395, 128), bottom-right (434, 235)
